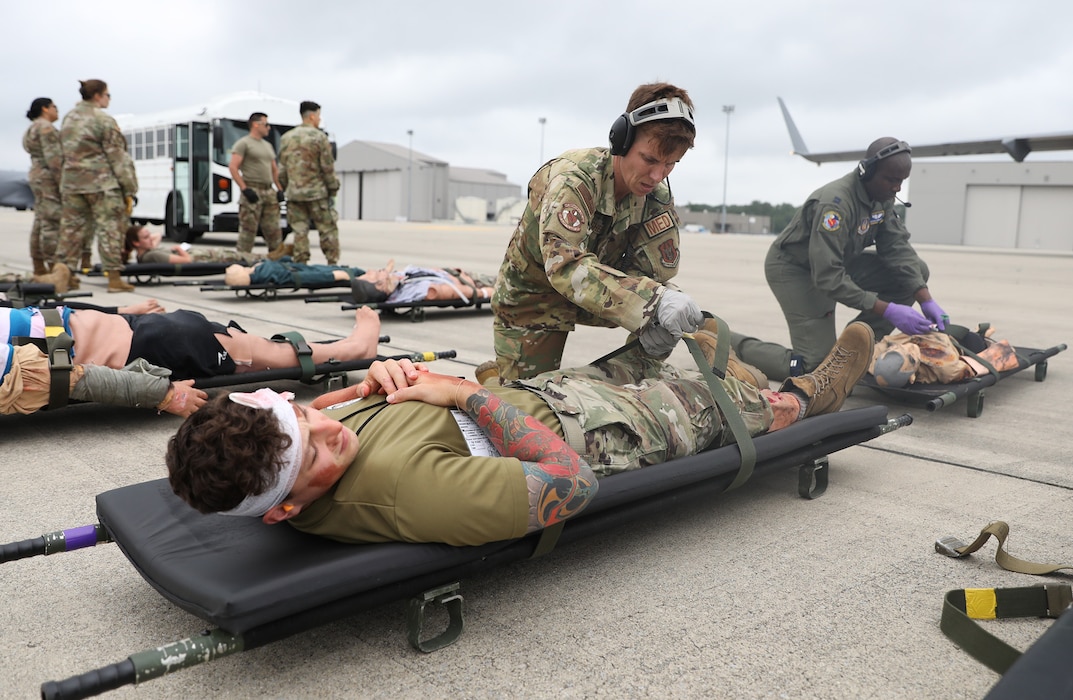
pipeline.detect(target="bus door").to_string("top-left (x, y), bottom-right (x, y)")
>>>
top-left (190, 122), bottom-right (211, 232)
top-left (170, 124), bottom-right (191, 241)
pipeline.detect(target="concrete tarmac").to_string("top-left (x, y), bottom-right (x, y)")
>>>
top-left (1, 207), bottom-right (1070, 699)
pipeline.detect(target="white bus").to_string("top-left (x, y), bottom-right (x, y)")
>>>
top-left (116, 91), bottom-right (324, 242)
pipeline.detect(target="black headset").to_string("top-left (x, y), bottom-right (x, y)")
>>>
top-left (609, 97), bottom-right (695, 156)
top-left (857, 140), bottom-right (912, 181)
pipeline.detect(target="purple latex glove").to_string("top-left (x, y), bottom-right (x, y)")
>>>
top-left (883, 302), bottom-right (933, 335)
top-left (919, 299), bottom-right (947, 330)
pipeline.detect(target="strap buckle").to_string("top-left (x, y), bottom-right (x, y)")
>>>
top-left (935, 535), bottom-right (969, 558)
top-left (1045, 584), bottom-right (1073, 618)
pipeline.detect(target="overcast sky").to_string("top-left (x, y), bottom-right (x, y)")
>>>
top-left (4, 0), bottom-right (1071, 207)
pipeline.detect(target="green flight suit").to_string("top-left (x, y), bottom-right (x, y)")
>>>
top-left (733, 170), bottom-right (929, 380)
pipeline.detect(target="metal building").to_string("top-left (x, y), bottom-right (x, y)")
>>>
top-left (334, 141), bottom-right (521, 223)
top-left (448, 167), bottom-right (522, 222)
top-left (334, 140), bottom-right (448, 222)
top-left (904, 161), bottom-right (1073, 250)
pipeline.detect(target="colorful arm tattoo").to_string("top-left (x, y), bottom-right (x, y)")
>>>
top-left (463, 389), bottom-right (598, 530)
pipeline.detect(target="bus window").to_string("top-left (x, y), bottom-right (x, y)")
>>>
top-left (213, 118), bottom-right (250, 166)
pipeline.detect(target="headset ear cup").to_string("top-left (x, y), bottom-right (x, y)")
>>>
top-left (858, 158), bottom-right (872, 181)
top-left (609, 113), bottom-right (632, 156)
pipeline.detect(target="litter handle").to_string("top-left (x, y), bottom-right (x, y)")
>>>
top-left (41, 660), bottom-right (136, 700)
top-left (1, 536), bottom-right (45, 564)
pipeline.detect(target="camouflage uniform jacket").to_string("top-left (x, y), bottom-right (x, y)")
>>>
top-left (770, 170), bottom-right (926, 312)
top-left (59, 100), bottom-right (137, 196)
top-left (494, 147), bottom-right (682, 333)
top-left (278, 125), bottom-right (339, 201)
top-left (23, 118), bottom-right (63, 191)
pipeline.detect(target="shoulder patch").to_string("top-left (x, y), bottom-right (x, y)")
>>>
top-left (644, 212), bottom-right (674, 238)
top-left (658, 238), bottom-right (680, 267)
top-left (557, 202), bottom-right (585, 232)
top-left (821, 211), bottom-right (842, 232)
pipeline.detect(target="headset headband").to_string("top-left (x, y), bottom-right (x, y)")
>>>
top-left (626, 97), bottom-right (695, 128)
top-left (871, 140), bottom-right (912, 161)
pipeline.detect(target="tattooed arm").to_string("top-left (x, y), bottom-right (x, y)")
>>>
top-left (461, 386), bottom-right (598, 532)
top-left (366, 359), bottom-right (598, 531)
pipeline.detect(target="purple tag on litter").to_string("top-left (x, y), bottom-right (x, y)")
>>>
top-left (64, 525), bottom-right (98, 550)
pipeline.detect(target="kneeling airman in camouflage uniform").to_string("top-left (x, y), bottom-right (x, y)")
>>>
top-left (492, 82), bottom-right (702, 381)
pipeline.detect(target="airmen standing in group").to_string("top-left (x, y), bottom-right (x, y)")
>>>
top-left (56, 79), bottom-right (139, 293)
top-left (228, 112), bottom-right (285, 258)
top-left (22, 97), bottom-right (62, 277)
top-left (278, 100), bottom-right (341, 265)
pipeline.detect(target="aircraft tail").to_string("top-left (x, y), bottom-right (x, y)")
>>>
top-left (777, 97), bottom-right (810, 156)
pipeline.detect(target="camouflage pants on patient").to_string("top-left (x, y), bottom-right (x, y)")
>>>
top-left (512, 346), bottom-right (774, 477)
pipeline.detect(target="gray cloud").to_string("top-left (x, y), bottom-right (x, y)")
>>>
top-left (4, 0), bottom-right (1071, 208)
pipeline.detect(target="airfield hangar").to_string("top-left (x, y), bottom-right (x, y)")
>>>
top-left (333, 140), bottom-right (522, 224)
top-left (905, 161), bottom-right (1073, 250)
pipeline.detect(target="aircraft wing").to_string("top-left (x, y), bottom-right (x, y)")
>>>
top-left (777, 97), bottom-right (1073, 164)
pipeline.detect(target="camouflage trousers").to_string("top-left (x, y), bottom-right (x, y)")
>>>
top-left (287, 198), bottom-right (339, 264)
top-left (28, 182), bottom-right (61, 263)
top-left (57, 189), bottom-right (126, 272)
top-left (236, 184), bottom-right (282, 254)
top-left (189, 248), bottom-right (263, 264)
top-left (511, 346), bottom-right (774, 477)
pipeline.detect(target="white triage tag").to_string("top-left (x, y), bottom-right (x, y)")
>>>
top-left (450, 409), bottom-right (501, 457)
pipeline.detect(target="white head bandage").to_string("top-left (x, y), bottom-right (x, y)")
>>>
top-left (220, 388), bottom-right (303, 517)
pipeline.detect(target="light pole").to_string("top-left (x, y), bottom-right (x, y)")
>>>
top-left (721, 105), bottom-right (734, 233)
top-left (538, 117), bottom-right (547, 163)
top-left (406, 129), bottom-right (413, 221)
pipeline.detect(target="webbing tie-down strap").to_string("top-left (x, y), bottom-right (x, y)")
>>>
top-left (683, 336), bottom-right (756, 491)
top-left (941, 585), bottom-right (1073, 674)
top-left (12, 308), bottom-right (74, 409)
top-left (531, 314), bottom-right (755, 560)
top-left (937, 520), bottom-right (1073, 673)
top-left (271, 331), bottom-right (315, 380)
top-left (935, 520), bottom-right (1073, 576)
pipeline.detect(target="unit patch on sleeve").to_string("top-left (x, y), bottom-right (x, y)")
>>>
top-left (821, 211), bottom-right (842, 232)
top-left (644, 212), bottom-right (674, 238)
top-left (658, 238), bottom-right (680, 267)
top-left (557, 202), bottom-right (585, 232)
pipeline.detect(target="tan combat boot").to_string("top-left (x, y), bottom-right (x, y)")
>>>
top-left (780, 322), bottom-right (875, 418)
top-left (474, 360), bottom-right (500, 386)
top-left (693, 319), bottom-right (769, 389)
top-left (106, 270), bottom-right (135, 293)
top-left (32, 258), bottom-right (49, 276)
top-left (81, 252), bottom-right (93, 273)
top-left (267, 243), bottom-right (294, 261)
top-left (32, 262), bottom-right (71, 294)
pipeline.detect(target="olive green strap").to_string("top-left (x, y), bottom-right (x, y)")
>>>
top-left (271, 331), bottom-right (315, 380)
top-left (940, 585), bottom-right (1072, 674)
top-left (935, 520), bottom-right (1073, 576)
top-left (683, 333), bottom-right (756, 491)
